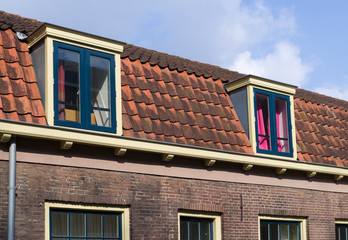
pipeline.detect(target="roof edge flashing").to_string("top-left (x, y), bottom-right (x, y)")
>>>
top-left (27, 23), bottom-right (125, 53)
top-left (225, 74), bottom-right (297, 95)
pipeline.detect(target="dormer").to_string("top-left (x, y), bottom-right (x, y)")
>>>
top-left (226, 75), bottom-right (297, 160)
top-left (27, 24), bottom-right (124, 134)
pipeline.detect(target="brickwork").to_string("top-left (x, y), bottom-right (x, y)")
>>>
top-left (1, 160), bottom-right (348, 239)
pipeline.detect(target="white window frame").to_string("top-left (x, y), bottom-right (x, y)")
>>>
top-left (259, 216), bottom-right (307, 240)
top-left (45, 202), bottom-right (130, 240)
top-left (178, 211), bottom-right (222, 240)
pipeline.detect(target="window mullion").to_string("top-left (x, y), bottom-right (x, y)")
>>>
top-left (80, 49), bottom-right (88, 130)
top-left (269, 94), bottom-right (278, 154)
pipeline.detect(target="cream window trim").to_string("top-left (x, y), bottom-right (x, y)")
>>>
top-left (336, 220), bottom-right (348, 225)
top-left (178, 211), bottom-right (222, 240)
top-left (258, 216), bottom-right (307, 240)
top-left (45, 202), bottom-right (130, 240)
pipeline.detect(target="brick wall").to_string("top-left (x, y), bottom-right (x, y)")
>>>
top-left (1, 160), bottom-right (348, 239)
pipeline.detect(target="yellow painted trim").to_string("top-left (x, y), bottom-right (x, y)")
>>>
top-left (28, 23), bottom-right (124, 135)
top-left (45, 37), bottom-right (54, 125)
top-left (178, 211), bottom-right (222, 240)
top-left (45, 202), bottom-right (130, 240)
top-left (336, 220), bottom-right (348, 225)
top-left (1, 120), bottom-right (348, 178)
top-left (247, 85), bottom-right (257, 153)
top-left (258, 216), bottom-right (307, 240)
top-left (225, 75), bottom-right (297, 95)
top-left (28, 24), bottom-right (124, 53)
top-left (114, 53), bottom-right (123, 135)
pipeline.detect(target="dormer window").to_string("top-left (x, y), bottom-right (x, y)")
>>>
top-left (226, 75), bottom-right (297, 159)
top-left (54, 42), bottom-right (116, 132)
top-left (28, 24), bottom-right (124, 134)
top-left (254, 89), bottom-right (293, 157)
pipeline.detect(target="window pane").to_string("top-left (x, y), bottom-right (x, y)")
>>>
top-left (340, 226), bottom-right (347, 240)
top-left (104, 214), bottom-right (119, 237)
top-left (275, 97), bottom-right (289, 152)
top-left (87, 213), bottom-right (102, 237)
top-left (256, 93), bottom-right (271, 150)
top-left (58, 48), bottom-right (80, 123)
top-left (90, 55), bottom-right (111, 127)
top-left (70, 212), bottom-right (85, 236)
top-left (52, 212), bottom-right (68, 236)
top-left (290, 224), bottom-right (299, 240)
top-left (190, 220), bottom-right (200, 240)
top-left (270, 223), bottom-right (278, 240)
top-left (260, 222), bottom-right (269, 240)
top-left (200, 220), bottom-right (211, 240)
top-left (280, 224), bottom-right (289, 240)
top-left (180, 218), bottom-right (189, 240)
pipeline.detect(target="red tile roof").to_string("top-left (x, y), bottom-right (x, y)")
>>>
top-left (121, 58), bottom-right (253, 153)
top-left (0, 10), bottom-right (347, 166)
top-left (0, 10), bottom-right (43, 35)
top-left (295, 89), bottom-right (348, 167)
top-left (0, 26), bottom-right (46, 124)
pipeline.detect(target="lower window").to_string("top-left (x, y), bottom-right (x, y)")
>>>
top-left (46, 202), bottom-right (129, 240)
top-left (259, 216), bottom-right (306, 240)
top-left (180, 217), bottom-right (213, 240)
top-left (50, 210), bottom-right (121, 239)
top-left (336, 224), bottom-right (348, 240)
top-left (179, 211), bottom-right (221, 240)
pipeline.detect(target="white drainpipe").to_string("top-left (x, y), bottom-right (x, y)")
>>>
top-left (8, 137), bottom-right (16, 240)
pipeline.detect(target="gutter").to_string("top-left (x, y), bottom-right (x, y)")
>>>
top-left (7, 137), bottom-right (16, 240)
top-left (0, 119), bottom-right (347, 179)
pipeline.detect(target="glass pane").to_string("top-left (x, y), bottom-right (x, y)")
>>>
top-left (104, 214), bottom-right (119, 237)
top-left (58, 48), bottom-right (80, 122)
top-left (260, 222), bottom-right (269, 240)
top-left (270, 223), bottom-right (278, 240)
top-left (280, 224), bottom-right (289, 240)
top-left (87, 214), bottom-right (102, 237)
top-left (275, 97), bottom-right (289, 152)
top-left (256, 93), bottom-right (271, 150)
top-left (70, 212), bottom-right (85, 236)
top-left (51, 212), bottom-right (68, 236)
top-left (340, 226), bottom-right (347, 240)
top-left (190, 220), bottom-right (200, 240)
top-left (200, 220), bottom-right (211, 240)
top-left (290, 224), bottom-right (299, 240)
top-left (52, 238), bottom-right (69, 240)
top-left (90, 55), bottom-right (111, 127)
top-left (180, 218), bottom-right (189, 240)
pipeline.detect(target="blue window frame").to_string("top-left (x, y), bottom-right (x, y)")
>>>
top-left (336, 224), bottom-right (348, 240)
top-left (180, 217), bottom-right (213, 240)
top-left (54, 41), bottom-right (116, 133)
top-left (260, 220), bottom-right (301, 240)
top-left (50, 209), bottom-right (122, 239)
top-left (254, 89), bottom-right (293, 157)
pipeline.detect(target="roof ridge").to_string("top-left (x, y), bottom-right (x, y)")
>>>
top-left (121, 43), bottom-right (247, 82)
top-left (0, 10), bottom-right (43, 35)
top-left (295, 88), bottom-right (348, 111)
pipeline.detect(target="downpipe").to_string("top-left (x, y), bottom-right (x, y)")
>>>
top-left (8, 137), bottom-right (16, 240)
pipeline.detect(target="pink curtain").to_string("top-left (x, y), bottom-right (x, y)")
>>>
top-left (257, 95), bottom-right (270, 150)
top-left (276, 98), bottom-right (289, 152)
top-left (58, 60), bottom-right (65, 120)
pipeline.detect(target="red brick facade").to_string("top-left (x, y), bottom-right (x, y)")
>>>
top-left (1, 158), bottom-right (348, 239)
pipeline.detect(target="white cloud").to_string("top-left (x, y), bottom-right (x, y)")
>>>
top-left (230, 41), bottom-right (313, 86)
top-left (314, 86), bottom-right (348, 101)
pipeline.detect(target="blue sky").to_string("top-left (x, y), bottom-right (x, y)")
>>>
top-left (3, 0), bottom-right (348, 100)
